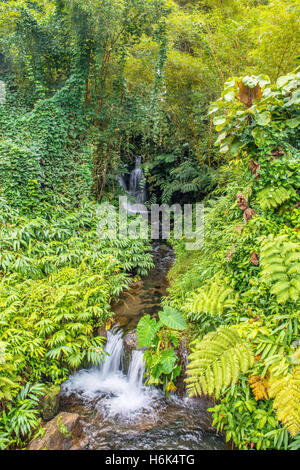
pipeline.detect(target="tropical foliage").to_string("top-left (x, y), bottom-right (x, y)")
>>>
top-left (0, 0), bottom-right (299, 451)
top-left (166, 70), bottom-right (300, 450)
top-left (137, 307), bottom-right (186, 393)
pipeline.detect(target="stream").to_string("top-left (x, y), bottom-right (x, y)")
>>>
top-left (60, 243), bottom-right (225, 450)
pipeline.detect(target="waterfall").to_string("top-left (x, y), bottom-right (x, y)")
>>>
top-left (117, 156), bottom-right (147, 214)
top-left (100, 329), bottom-right (123, 378)
top-left (128, 156), bottom-right (147, 204)
top-left (62, 329), bottom-right (158, 418)
top-left (128, 350), bottom-right (145, 390)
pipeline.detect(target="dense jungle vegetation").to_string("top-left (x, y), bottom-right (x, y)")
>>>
top-left (0, 0), bottom-right (299, 451)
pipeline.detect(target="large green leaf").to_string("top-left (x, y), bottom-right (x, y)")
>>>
top-left (137, 315), bottom-right (158, 347)
top-left (160, 349), bottom-right (177, 374)
top-left (158, 307), bottom-right (186, 330)
top-left (255, 111), bottom-right (271, 126)
top-left (286, 117), bottom-right (300, 129)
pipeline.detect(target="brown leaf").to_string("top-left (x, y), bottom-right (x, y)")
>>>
top-left (244, 208), bottom-right (255, 223)
top-left (236, 193), bottom-right (248, 210)
top-left (235, 225), bottom-right (242, 234)
top-left (250, 252), bottom-right (259, 266)
top-left (238, 82), bottom-right (262, 107)
top-left (226, 250), bottom-right (232, 259)
top-left (249, 159), bottom-right (261, 181)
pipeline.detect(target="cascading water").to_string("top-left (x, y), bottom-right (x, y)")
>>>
top-left (100, 329), bottom-right (124, 378)
top-left (62, 329), bottom-right (158, 418)
top-left (60, 247), bottom-right (225, 450)
top-left (128, 156), bottom-right (147, 204)
top-left (117, 156), bottom-right (147, 215)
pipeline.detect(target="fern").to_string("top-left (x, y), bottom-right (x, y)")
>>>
top-left (260, 234), bottom-right (300, 303)
top-left (185, 279), bottom-right (238, 319)
top-left (256, 186), bottom-right (295, 210)
top-left (268, 366), bottom-right (300, 436)
top-left (249, 375), bottom-right (269, 400)
top-left (185, 326), bottom-right (254, 398)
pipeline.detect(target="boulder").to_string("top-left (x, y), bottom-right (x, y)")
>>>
top-left (123, 330), bottom-right (138, 353)
top-left (123, 330), bottom-right (145, 372)
top-left (28, 412), bottom-right (87, 451)
top-left (40, 385), bottom-right (61, 421)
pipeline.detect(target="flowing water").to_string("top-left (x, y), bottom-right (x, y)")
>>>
top-left (61, 159), bottom-right (224, 449)
top-left (117, 156), bottom-right (148, 215)
top-left (60, 242), bottom-right (225, 450)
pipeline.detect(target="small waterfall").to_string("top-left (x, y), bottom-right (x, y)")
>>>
top-left (117, 156), bottom-right (147, 214)
top-left (128, 350), bottom-right (145, 389)
top-left (128, 156), bottom-right (146, 204)
top-left (100, 329), bottom-right (123, 378)
top-left (62, 330), bottom-right (158, 418)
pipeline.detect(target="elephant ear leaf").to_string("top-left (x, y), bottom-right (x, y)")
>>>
top-left (158, 307), bottom-right (186, 330)
top-left (137, 314), bottom-right (159, 347)
top-left (160, 349), bottom-right (177, 374)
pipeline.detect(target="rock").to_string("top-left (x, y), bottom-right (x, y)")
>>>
top-left (28, 412), bottom-right (87, 451)
top-left (0, 81), bottom-right (6, 105)
top-left (40, 385), bottom-right (61, 421)
top-left (123, 330), bottom-right (145, 372)
top-left (159, 244), bottom-right (170, 252)
top-left (123, 330), bottom-right (139, 353)
top-left (130, 280), bottom-right (143, 289)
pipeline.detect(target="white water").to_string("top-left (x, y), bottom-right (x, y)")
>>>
top-left (62, 329), bottom-right (160, 419)
top-left (117, 156), bottom-right (148, 215)
top-left (129, 156), bottom-right (147, 204)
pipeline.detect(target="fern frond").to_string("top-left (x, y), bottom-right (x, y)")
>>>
top-left (260, 235), bottom-right (300, 304)
top-left (185, 327), bottom-right (254, 398)
top-left (185, 279), bottom-right (238, 318)
top-left (269, 366), bottom-right (300, 436)
top-left (249, 375), bottom-right (269, 400)
top-left (256, 186), bottom-right (295, 210)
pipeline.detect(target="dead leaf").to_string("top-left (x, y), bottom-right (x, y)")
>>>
top-left (236, 193), bottom-right (248, 210)
top-left (249, 159), bottom-right (261, 181)
top-left (244, 207), bottom-right (255, 223)
top-left (250, 252), bottom-right (259, 265)
top-left (238, 82), bottom-right (262, 107)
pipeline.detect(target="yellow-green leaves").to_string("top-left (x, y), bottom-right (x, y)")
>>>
top-left (186, 327), bottom-right (254, 399)
top-left (269, 366), bottom-right (300, 436)
top-left (260, 234), bottom-right (300, 304)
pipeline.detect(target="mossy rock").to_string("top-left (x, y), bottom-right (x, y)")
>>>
top-left (40, 385), bottom-right (61, 421)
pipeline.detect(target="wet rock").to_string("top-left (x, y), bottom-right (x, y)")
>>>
top-left (130, 280), bottom-right (143, 289)
top-left (123, 330), bottom-right (138, 353)
top-left (39, 385), bottom-right (61, 421)
top-left (123, 330), bottom-right (145, 372)
top-left (159, 244), bottom-right (170, 252)
top-left (28, 412), bottom-right (87, 450)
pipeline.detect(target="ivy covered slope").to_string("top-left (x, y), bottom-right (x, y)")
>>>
top-left (167, 70), bottom-right (300, 450)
